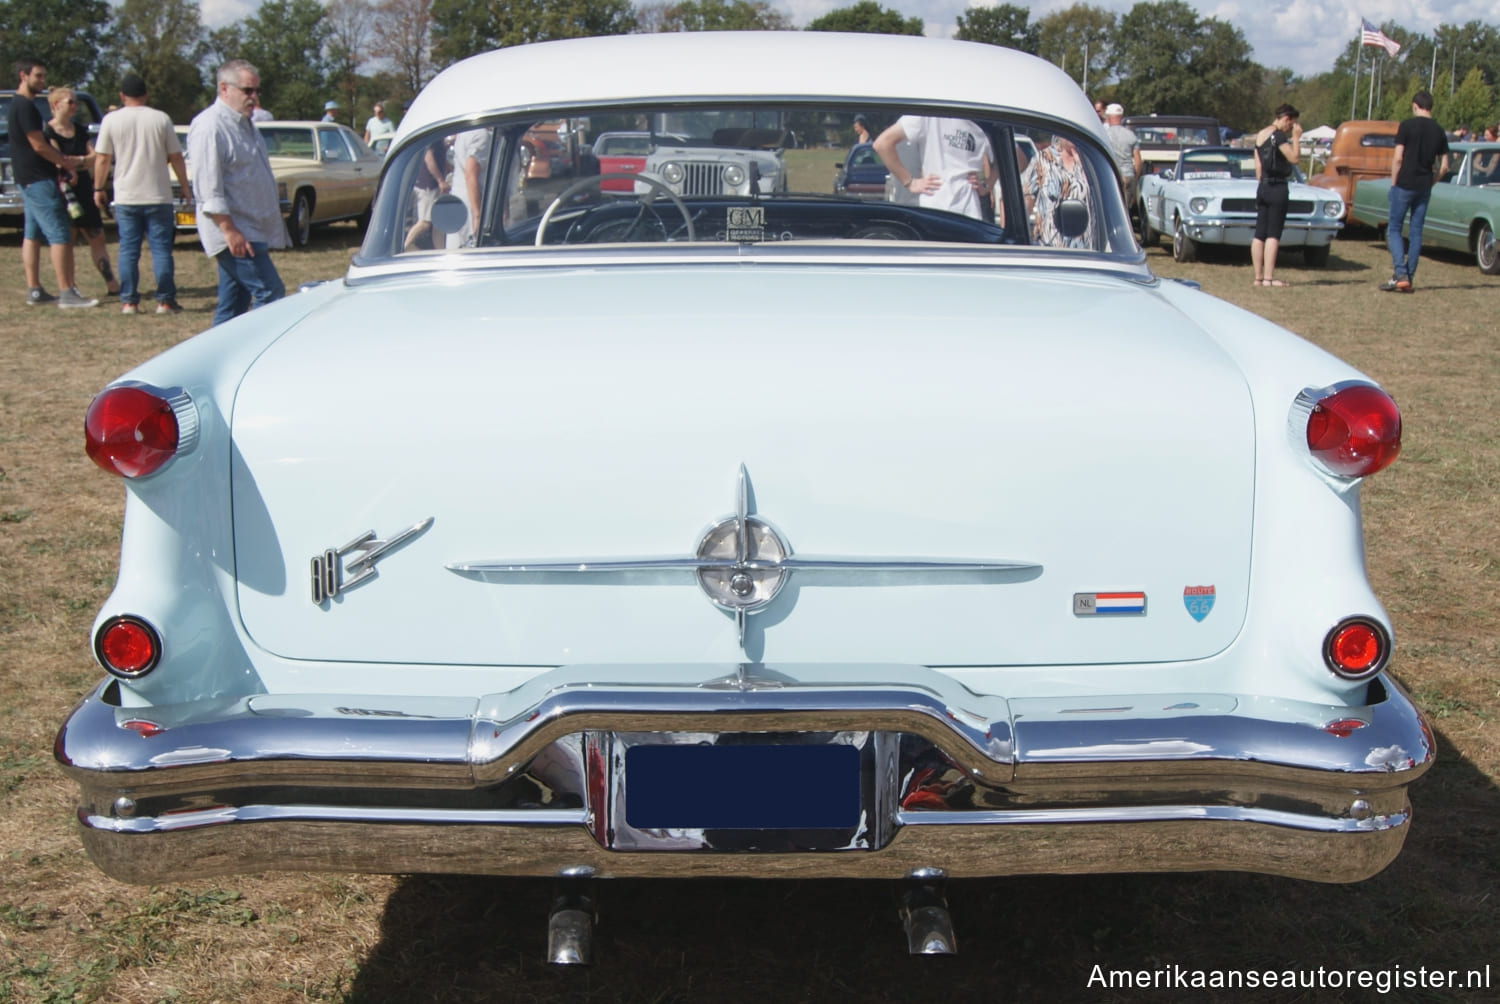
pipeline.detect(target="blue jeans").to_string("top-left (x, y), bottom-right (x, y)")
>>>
top-left (20, 179), bottom-right (72, 245)
top-left (1386, 184), bottom-right (1431, 281)
top-left (212, 243), bottom-right (285, 326)
top-left (115, 204), bottom-right (177, 305)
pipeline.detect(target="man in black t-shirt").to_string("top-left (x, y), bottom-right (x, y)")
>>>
top-left (7, 56), bottom-right (97, 307)
top-left (1380, 90), bottom-right (1450, 293)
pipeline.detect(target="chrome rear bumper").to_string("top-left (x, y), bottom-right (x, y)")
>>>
top-left (56, 664), bottom-right (1434, 884)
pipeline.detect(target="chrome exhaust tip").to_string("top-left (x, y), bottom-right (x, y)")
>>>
top-left (900, 872), bottom-right (957, 955)
top-left (547, 878), bottom-right (596, 965)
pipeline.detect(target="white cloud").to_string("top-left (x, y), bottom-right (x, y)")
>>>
top-left (198, 0), bottom-right (261, 29)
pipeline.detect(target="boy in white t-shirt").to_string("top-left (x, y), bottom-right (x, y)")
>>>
top-left (873, 115), bottom-right (995, 220)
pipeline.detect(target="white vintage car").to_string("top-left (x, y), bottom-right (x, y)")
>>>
top-left (59, 33), bottom-right (1430, 961)
top-left (1138, 146), bottom-right (1344, 264)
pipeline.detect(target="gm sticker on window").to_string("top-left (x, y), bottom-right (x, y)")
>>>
top-left (726, 207), bottom-right (764, 241)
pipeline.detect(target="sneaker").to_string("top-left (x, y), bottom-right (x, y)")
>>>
top-left (25, 287), bottom-right (57, 306)
top-left (1378, 278), bottom-right (1402, 292)
top-left (1395, 278), bottom-right (1412, 292)
top-left (121, 302), bottom-right (140, 315)
top-left (154, 300), bottom-right (183, 315)
top-left (58, 287), bottom-right (99, 309)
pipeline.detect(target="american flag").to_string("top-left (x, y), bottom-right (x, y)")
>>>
top-left (1361, 18), bottom-right (1401, 57)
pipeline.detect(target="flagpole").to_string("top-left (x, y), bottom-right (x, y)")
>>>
top-left (1351, 35), bottom-right (1360, 120)
top-left (1367, 53), bottom-right (1376, 118)
top-left (1430, 31), bottom-right (1437, 92)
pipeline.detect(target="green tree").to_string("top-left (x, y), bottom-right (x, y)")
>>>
top-left (0, 0), bottom-right (112, 89)
top-left (101, 0), bottom-right (210, 122)
top-left (1112, 1), bottom-right (1263, 128)
top-left (805, 2), bottom-right (923, 35)
top-left (236, 0), bottom-right (334, 120)
top-left (639, 0), bottom-right (790, 31)
top-left (954, 4), bottom-right (1037, 54)
top-left (432, 0), bottom-right (636, 66)
top-left (1438, 66), bottom-right (1498, 132)
top-left (1035, 4), bottom-right (1116, 95)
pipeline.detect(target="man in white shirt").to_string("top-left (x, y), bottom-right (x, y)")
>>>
top-left (1102, 103), bottom-right (1142, 206)
top-left (187, 60), bottom-right (287, 325)
top-left (364, 102), bottom-right (395, 146)
top-left (873, 116), bottom-right (995, 221)
top-left (447, 127), bottom-right (492, 248)
top-left (93, 73), bottom-right (191, 314)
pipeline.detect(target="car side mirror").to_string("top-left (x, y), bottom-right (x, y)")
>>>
top-left (431, 194), bottom-right (468, 236)
top-left (1056, 200), bottom-right (1090, 240)
top-left (1160, 168), bottom-right (1175, 181)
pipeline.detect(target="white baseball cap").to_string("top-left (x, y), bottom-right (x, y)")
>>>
top-left (1105, 103), bottom-right (1125, 116)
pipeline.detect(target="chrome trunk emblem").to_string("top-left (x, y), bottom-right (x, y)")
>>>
top-left (448, 465), bottom-right (1040, 646)
top-left (312, 517), bottom-right (435, 604)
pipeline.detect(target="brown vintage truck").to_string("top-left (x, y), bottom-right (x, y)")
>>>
top-left (1309, 120), bottom-right (1398, 221)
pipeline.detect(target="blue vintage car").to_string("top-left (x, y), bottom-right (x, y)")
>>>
top-left (1349, 141), bottom-right (1500, 275)
top-left (1138, 146), bottom-right (1344, 264)
top-left (834, 141), bottom-right (888, 199)
top-left (58, 33), bottom-right (1430, 962)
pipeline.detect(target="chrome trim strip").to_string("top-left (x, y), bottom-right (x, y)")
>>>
top-left (86, 804), bottom-right (588, 833)
top-left (345, 249), bottom-right (1153, 285)
top-left (450, 556), bottom-right (1040, 574)
top-left (82, 800), bottom-right (1406, 838)
top-left (897, 805), bottom-right (1409, 834)
top-left (448, 556), bottom-right (1039, 574)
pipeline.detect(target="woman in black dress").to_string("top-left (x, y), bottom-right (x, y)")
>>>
top-left (1250, 103), bottom-right (1301, 287)
top-left (45, 87), bottom-right (119, 296)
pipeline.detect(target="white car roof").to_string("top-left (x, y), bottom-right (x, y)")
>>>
top-left (396, 32), bottom-right (1099, 147)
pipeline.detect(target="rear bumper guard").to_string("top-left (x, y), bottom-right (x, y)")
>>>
top-left (55, 663), bottom-right (1434, 884)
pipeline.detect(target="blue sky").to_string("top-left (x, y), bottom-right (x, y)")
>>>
top-left (197, 0), bottom-right (1494, 77)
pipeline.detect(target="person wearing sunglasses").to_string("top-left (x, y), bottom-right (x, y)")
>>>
top-left (185, 59), bottom-right (286, 325)
top-left (45, 86), bottom-right (119, 300)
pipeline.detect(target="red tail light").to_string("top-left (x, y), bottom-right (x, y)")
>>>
top-left (1297, 382), bottom-right (1401, 478)
top-left (94, 616), bottom-right (162, 678)
top-left (1322, 617), bottom-right (1390, 680)
top-left (85, 384), bottom-right (198, 478)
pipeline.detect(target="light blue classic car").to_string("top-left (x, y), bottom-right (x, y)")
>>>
top-left (1139, 146), bottom-right (1344, 264)
top-left (1349, 141), bottom-right (1500, 275)
top-left (58, 33), bottom-right (1431, 962)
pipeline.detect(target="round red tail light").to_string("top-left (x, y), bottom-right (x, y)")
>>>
top-left (94, 616), bottom-right (162, 678)
top-left (1323, 617), bottom-right (1390, 680)
top-left (85, 384), bottom-right (197, 478)
top-left (1301, 382), bottom-right (1401, 479)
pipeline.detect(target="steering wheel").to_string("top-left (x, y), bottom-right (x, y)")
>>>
top-left (535, 172), bottom-right (696, 246)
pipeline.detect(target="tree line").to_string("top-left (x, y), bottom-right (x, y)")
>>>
top-left (0, 0), bottom-right (1494, 132)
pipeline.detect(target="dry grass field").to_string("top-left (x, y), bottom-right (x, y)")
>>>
top-left (1, 217), bottom-right (1496, 1003)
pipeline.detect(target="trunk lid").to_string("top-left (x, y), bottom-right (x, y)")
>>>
top-left (231, 265), bottom-right (1253, 667)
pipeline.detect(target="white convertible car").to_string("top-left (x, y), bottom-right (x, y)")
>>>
top-left (60, 33), bottom-right (1429, 962)
top-left (1138, 146), bottom-right (1344, 264)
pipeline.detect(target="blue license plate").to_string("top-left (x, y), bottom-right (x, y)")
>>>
top-left (625, 743), bottom-right (861, 830)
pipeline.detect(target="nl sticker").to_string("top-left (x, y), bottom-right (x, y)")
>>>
top-left (1183, 585), bottom-right (1216, 622)
top-left (1074, 591), bottom-right (1146, 616)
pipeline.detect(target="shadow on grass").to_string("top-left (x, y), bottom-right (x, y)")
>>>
top-left (346, 723), bottom-right (1496, 1004)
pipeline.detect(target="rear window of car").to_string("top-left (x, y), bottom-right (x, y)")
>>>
top-left (364, 102), bottom-right (1138, 261)
top-left (259, 127), bottom-right (317, 159)
top-left (1359, 135), bottom-right (1397, 148)
top-left (595, 135), bottom-right (652, 156)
